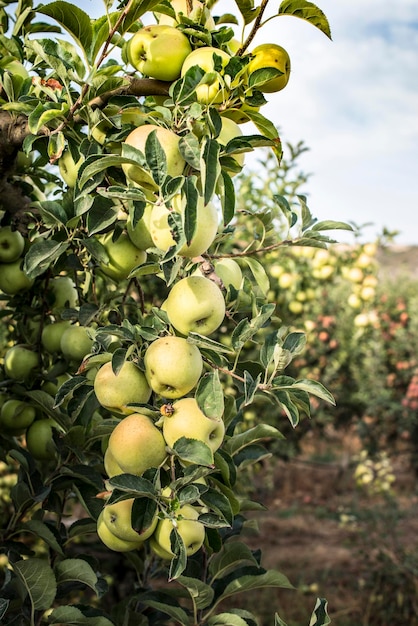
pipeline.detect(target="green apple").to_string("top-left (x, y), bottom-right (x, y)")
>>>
top-left (58, 150), bottom-right (84, 188)
top-left (128, 24), bottom-right (192, 82)
top-left (101, 497), bottom-right (158, 543)
top-left (0, 399), bottom-right (36, 435)
top-left (278, 272), bottom-right (295, 289)
top-left (60, 325), bottom-right (94, 362)
top-left (25, 418), bottom-right (58, 460)
top-left (97, 511), bottom-right (144, 552)
top-left (214, 258), bottom-right (243, 290)
top-left (50, 276), bottom-right (79, 312)
top-left (4, 345), bottom-right (39, 382)
top-left (0, 259), bottom-right (34, 295)
top-left (0, 226), bottom-right (25, 263)
top-left (288, 300), bottom-right (303, 315)
top-left (41, 320), bottom-right (72, 354)
top-left (163, 397), bottom-right (225, 453)
top-left (41, 372), bottom-right (72, 397)
top-left (150, 503), bottom-right (205, 559)
top-left (157, 0), bottom-right (215, 30)
top-left (149, 194), bottom-right (219, 257)
top-left (107, 413), bottom-right (167, 476)
top-left (217, 117), bottom-right (245, 174)
top-left (144, 336), bottom-right (203, 399)
top-left (99, 231), bottom-right (147, 281)
top-left (180, 46), bottom-right (231, 104)
top-left (247, 43), bottom-right (291, 93)
top-left (103, 447), bottom-right (125, 477)
top-left (126, 205), bottom-right (154, 250)
top-left (122, 124), bottom-right (186, 189)
top-left (162, 275), bottom-right (225, 336)
top-left (93, 360), bottom-right (152, 415)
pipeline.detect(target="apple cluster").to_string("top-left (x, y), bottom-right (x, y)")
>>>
top-left (0, 0), bottom-right (293, 568)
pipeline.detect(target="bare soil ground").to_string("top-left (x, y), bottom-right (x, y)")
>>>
top-left (230, 428), bottom-right (418, 626)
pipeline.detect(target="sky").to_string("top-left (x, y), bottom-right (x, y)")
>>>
top-left (238, 0), bottom-right (418, 245)
top-left (69, 0), bottom-right (418, 244)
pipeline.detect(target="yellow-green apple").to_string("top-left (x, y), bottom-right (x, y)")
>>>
top-left (217, 116), bottom-right (245, 174)
top-left (41, 372), bottom-right (72, 397)
top-left (128, 25), bottom-right (192, 82)
top-left (99, 231), bottom-right (147, 281)
top-left (0, 399), bottom-right (36, 435)
top-left (4, 345), bottom-right (39, 382)
top-left (97, 511), bottom-right (144, 552)
top-left (360, 286), bottom-right (376, 301)
top-left (363, 242), bottom-right (377, 257)
top-left (107, 413), bottom-right (167, 476)
top-left (122, 124), bottom-right (185, 189)
top-left (277, 272), bottom-right (295, 289)
top-left (50, 276), bottom-right (78, 312)
top-left (288, 300), bottom-right (303, 315)
top-left (103, 447), bottom-right (125, 477)
top-left (180, 46), bottom-right (231, 104)
top-left (312, 264), bottom-right (334, 280)
top-left (149, 194), bottom-right (219, 257)
top-left (161, 275), bottom-right (225, 336)
top-left (0, 259), bottom-right (34, 295)
top-left (347, 293), bottom-right (362, 309)
top-left (126, 205), bottom-right (154, 250)
top-left (93, 360), bottom-right (152, 415)
top-left (25, 418), bottom-right (58, 460)
top-left (150, 503), bottom-right (205, 559)
top-left (157, 0), bottom-right (215, 30)
top-left (144, 336), bottom-right (203, 399)
top-left (58, 150), bottom-right (84, 188)
top-left (41, 320), bottom-right (72, 354)
top-left (100, 497), bottom-right (158, 543)
top-left (356, 252), bottom-right (374, 269)
top-left (162, 397), bottom-right (225, 453)
top-left (214, 258), bottom-right (243, 290)
top-left (247, 43), bottom-right (291, 93)
top-left (0, 226), bottom-right (25, 263)
top-left (60, 325), bottom-right (94, 362)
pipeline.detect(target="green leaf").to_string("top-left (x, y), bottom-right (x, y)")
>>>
top-left (183, 177), bottom-right (199, 245)
top-left (177, 575), bottom-right (214, 609)
top-left (48, 605), bottom-right (114, 625)
top-left (131, 497), bottom-right (158, 537)
top-left (23, 239), bottom-right (69, 278)
top-left (234, 0), bottom-right (260, 24)
top-left (14, 558), bottom-right (57, 610)
top-left (201, 137), bottom-right (221, 205)
top-left (310, 220), bottom-right (354, 232)
top-left (187, 332), bottom-right (235, 354)
top-left (145, 129), bottom-right (167, 186)
top-left (274, 378), bottom-right (336, 405)
top-left (172, 437), bottom-right (214, 467)
top-left (137, 591), bottom-right (191, 625)
top-left (169, 527), bottom-right (188, 580)
top-left (278, 0), bottom-right (332, 39)
top-left (221, 569), bottom-right (293, 600)
top-left (225, 424), bottom-right (284, 457)
top-left (107, 474), bottom-right (158, 498)
top-left (219, 170), bottom-right (236, 225)
top-left (37, 1), bottom-right (93, 62)
top-left (26, 389), bottom-right (70, 430)
top-left (309, 598), bottom-right (331, 626)
top-left (200, 487), bottom-right (234, 526)
top-left (209, 541), bottom-right (259, 580)
top-left (240, 257), bottom-right (270, 294)
top-left (54, 558), bottom-right (102, 595)
top-left (208, 613), bottom-right (249, 626)
top-left (20, 520), bottom-right (64, 557)
top-left (195, 370), bottom-right (225, 420)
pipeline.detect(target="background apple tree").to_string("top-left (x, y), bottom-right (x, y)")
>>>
top-left (0, 0), bottom-right (348, 624)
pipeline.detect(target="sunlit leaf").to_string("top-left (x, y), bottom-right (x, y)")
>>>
top-left (278, 0), bottom-right (332, 39)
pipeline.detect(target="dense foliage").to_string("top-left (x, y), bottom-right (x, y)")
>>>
top-left (0, 0), bottom-right (349, 624)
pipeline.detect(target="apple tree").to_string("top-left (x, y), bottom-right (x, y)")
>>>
top-left (0, 0), bottom-right (346, 624)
